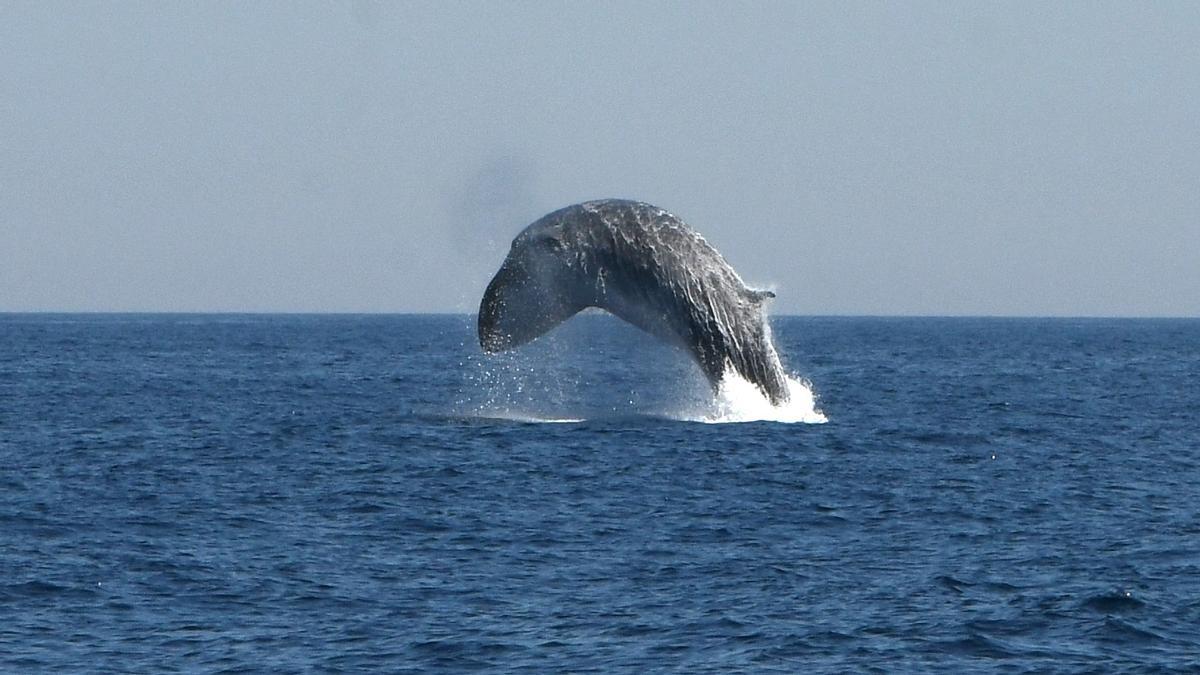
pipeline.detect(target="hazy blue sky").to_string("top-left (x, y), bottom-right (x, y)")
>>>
top-left (3, 1), bottom-right (1198, 315)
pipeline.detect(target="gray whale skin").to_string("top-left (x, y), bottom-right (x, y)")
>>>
top-left (478, 199), bottom-right (790, 405)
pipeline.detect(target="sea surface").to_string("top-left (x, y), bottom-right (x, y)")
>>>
top-left (2, 313), bottom-right (1198, 673)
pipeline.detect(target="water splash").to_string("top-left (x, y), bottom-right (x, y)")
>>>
top-left (460, 356), bottom-right (827, 425)
top-left (457, 319), bottom-right (827, 424)
top-left (695, 372), bottom-right (828, 424)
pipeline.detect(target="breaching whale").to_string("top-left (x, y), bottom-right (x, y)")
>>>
top-left (478, 199), bottom-right (790, 404)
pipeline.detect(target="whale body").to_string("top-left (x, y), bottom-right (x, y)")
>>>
top-left (478, 199), bottom-right (790, 404)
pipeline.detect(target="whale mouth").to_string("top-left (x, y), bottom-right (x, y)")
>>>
top-left (478, 265), bottom-right (519, 353)
top-left (478, 252), bottom-right (585, 354)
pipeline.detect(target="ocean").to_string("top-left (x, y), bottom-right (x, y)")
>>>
top-left (2, 313), bottom-right (1198, 672)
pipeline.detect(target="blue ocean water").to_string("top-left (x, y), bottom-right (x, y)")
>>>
top-left (2, 313), bottom-right (1198, 672)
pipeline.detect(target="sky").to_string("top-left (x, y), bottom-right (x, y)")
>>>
top-left (2, 1), bottom-right (1198, 316)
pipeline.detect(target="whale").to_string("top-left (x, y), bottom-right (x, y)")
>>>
top-left (478, 199), bottom-right (790, 404)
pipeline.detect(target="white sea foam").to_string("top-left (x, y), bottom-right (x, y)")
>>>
top-left (695, 372), bottom-right (828, 424)
top-left (475, 411), bottom-right (585, 424)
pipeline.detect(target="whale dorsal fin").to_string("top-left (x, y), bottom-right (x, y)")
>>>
top-left (745, 288), bottom-right (775, 304)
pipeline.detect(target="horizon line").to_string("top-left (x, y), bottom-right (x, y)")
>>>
top-left (2, 310), bottom-right (1198, 320)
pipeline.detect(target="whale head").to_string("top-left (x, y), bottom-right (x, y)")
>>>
top-left (478, 230), bottom-right (587, 353)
